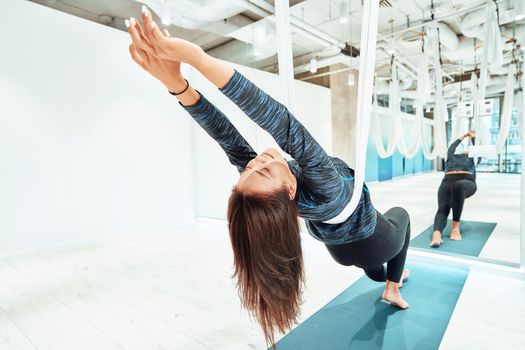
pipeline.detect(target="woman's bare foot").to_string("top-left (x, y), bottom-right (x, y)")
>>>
top-left (430, 231), bottom-right (443, 247)
top-left (398, 269), bottom-right (410, 288)
top-left (450, 221), bottom-right (462, 240)
top-left (382, 280), bottom-right (410, 309)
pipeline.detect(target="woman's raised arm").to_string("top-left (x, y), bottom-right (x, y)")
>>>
top-left (126, 17), bottom-right (256, 172)
top-left (135, 6), bottom-right (343, 196)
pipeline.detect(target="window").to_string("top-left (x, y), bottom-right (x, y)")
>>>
top-left (477, 98), bottom-right (522, 173)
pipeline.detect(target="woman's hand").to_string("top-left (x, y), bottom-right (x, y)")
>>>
top-left (126, 6), bottom-right (234, 90)
top-left (467, 131), bottom-right (476, 138)
top-left (126, 19), bottom-right (186, 93)
top-left (128, 43), bottom-right (187, 93)
top-left (462, 131), bottom-right (476, 139)
top-left (126, 6), bottom-right (205, 67)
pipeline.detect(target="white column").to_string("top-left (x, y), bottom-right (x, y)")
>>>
top-left (274, 0), bottom-right (295, 114)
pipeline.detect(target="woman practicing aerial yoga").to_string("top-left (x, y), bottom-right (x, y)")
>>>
top-left (125, 6), bottom-right (411, 346)
top-left (430, 131), bottom-right (480, 247)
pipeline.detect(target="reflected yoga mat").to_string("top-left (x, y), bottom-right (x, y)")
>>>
top-left (273, 257), bottom-right (468, 350)
top-left (410, 220), bottom-right (497, 256)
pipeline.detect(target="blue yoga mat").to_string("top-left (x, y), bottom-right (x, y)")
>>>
top-left (273, 257), bottom-right (468, 350)
top-left (410, 220), bottom-right (496, 256)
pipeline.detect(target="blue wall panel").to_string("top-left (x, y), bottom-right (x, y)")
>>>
top-left (378, 155), bottom-right (392, 181)
top-left (392, 150), bottom-right (404, 177)
top-left (404, 154), bottom-right (415, 175)
top-left (365, 138), bottom-right (379, 182)
top-left (364, 116), bottom-right (433, 182)
top-left (414, 151), bottom-right (423, 173)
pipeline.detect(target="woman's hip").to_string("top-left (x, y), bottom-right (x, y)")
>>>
top-left (325, 209), bottom-right (409, 267)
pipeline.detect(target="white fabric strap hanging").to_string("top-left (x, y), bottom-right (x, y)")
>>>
top-left (373, 62), bottom-right (400, 158)
top-left (473, 0), bottom-right (503, 145)
top-left (421, 118), bottom-right (440, 159)
top-left (470, 71), bottom-right (479, 134)
top-left (374, 52), bottom-right (432, 159)
top-left (495, 64), bottom-right (517, 152)
top-left (452, 109), bottom-right (464, 140)
top-left (418, 53), bottom-right (440, 159)
top-left (428, 21), bottom-right (448, 158)
top-left (517, 90), bottom-right (523, 141)
top-left (397, 57), bottom-right (425, 158)
top-left (322, 0), bottom-right (379, 225)
top-left (274, 0), bottom-right (296, 114)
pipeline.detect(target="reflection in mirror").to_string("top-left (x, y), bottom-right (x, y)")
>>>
top-left (288, 0), bottom-right (521, 265)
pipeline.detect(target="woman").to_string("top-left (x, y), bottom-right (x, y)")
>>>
top-left (430, 131), bottom-right (479, 247)
top-left (125, 7), bottom-right (411, 346)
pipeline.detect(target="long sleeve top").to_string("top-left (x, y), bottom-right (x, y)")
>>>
top-left (445, 138), bottom-right (480, 178)
top-left (181, 70), bottom-right (377, 245)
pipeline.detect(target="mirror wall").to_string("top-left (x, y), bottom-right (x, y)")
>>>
top-left (209, 0), bottom-right (523, 266)
top-left (281, 0), bottom-right (524, 266)
top-left (183, 0), bottom-right (524, 266)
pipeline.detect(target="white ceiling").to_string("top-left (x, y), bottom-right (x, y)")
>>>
top-left (27, 0), bottom-right (525, 99)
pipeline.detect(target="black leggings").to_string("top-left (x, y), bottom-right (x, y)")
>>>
top-left (324, 207), bottom-right (411, 283)
top-left (433, 173), bottom-right (477, 233)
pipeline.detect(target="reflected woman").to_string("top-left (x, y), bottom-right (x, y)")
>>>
top-left (126, 7), bottom-right (411, 347)
top-left (430, 131), bottom-right (479, 247)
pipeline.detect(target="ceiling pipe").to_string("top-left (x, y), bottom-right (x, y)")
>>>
top-left (437, 22), bottom-right (459, 50)
top-left (244, 0), bottom-right (345, 48)
top-left (387, 1), bottom-right (511, 40)
top-left (294, 54), bottom-right (357, 74)
top-left (141, 0), bottom-right (246, 30)
top-left (234, 0), bottom-right (345, 50)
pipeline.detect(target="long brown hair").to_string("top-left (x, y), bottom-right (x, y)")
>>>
top-left (227, 187), bottom-right (305, 347)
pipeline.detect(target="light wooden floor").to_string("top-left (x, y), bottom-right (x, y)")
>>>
top-left (1, 172), bottom-right (523, 350)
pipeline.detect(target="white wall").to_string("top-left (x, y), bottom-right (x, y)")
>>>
top-left (0, 0), bottom-right (195, 255)
top-left (186, 66), bottom-right (332, 220)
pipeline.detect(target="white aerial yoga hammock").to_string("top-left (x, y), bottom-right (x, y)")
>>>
top-left (423, 21), bottom-right (448, 158)
top-left (517, 89), bottom-right (523, 141)
top-left (397, 55), bottom-right (427, 159)
top-left (322, 0), bottom-right (379, 225)
top-left (372, 58), bottom-right (425, 159)
top-left (473, 0), bottom-right (504, 145)
top-left (469, 70), bottom-right (480, 137)
top-left (415, 51), bottom-right (441, 160)
top-left (372, 62), bottom-right (401, 158)
top-left (495, 64), bottom-right (517, 152)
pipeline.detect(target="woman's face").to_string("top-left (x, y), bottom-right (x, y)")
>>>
top-left (236, 148), bottom-right (297, 199)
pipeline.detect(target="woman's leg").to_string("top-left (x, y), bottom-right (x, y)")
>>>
top-left (325, 208), bottom-right (411, 309)
top-left (377, 207), bottom-right (411, 309)
top-left (450, 179), bottom-right (477, 240)
top-left (431, 178), bottom-right (452, 247)
top-left (362, 266), bottom-right (386, 282)
top-left (450, 179), bottom-right (477, 221)
top-left (382, 207), bottom-right (411, 283)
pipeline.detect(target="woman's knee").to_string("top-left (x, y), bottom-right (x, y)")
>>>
top-left (385, 206), bottom-right (409, 220)
top-left (466, 184), bottom-right (477, 198)
top-left (388, 207), bottom-right (410, 229)
top-left (364, 267), bottom-right (386, 282)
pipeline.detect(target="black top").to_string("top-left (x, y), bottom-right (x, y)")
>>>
top-left (181, 70), bottom-right (377, 245)
top-left (444, 137), bottom-right (480, 178)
